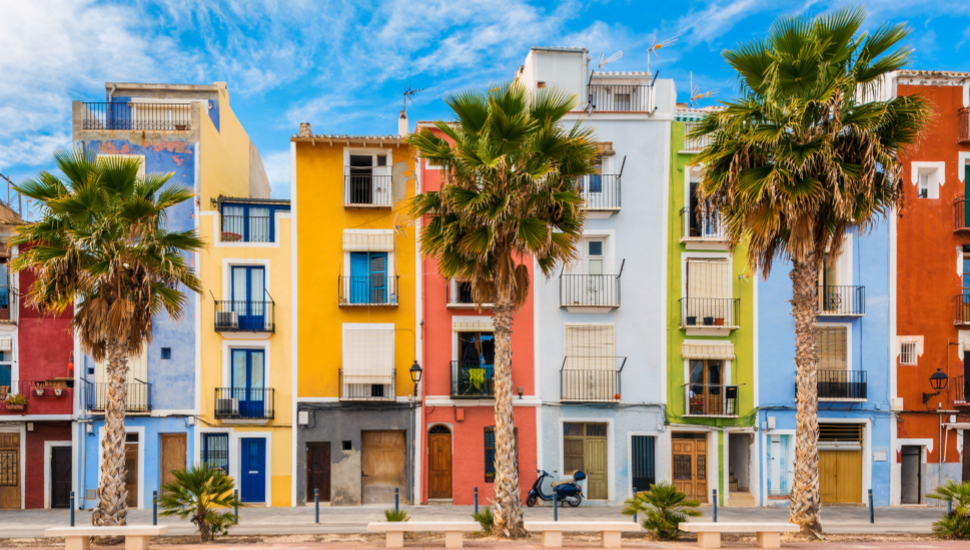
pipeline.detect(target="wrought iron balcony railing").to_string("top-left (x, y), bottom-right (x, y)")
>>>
top-left (338, 275), bottom-right (399, 306)
top-left (0, 380), bottom-right (73, 411)
top-left (686, 384), bottom-right (739, 417)
top-left (214, 387), bottom-right (274, 420)
top-left (577, 174), bottom-right (621, 210)
top-left (679, 297), bottom-right (740, 329)
top-left (954, 196), bottom-right (970, 232)
top-left (81, 102), bottom-right (192, 131)
top-left (680, 206), bottom-right (726, 241)
top-left (560, 356), bottom-right (626, 402)
top-left (82, 378), bottom-right (153, 413)
top-left (817, 370), bottom-right (867, 400)
top-left (817, 285), bottom-right (865, 316)
top-left (960, 108), bottom-right (970, 144)
top-left (588, 84), bottom-right (652, 112)
top-left (451, 361), bottom-right (495, 398)
top-left (683, 121), bottom-right (714, 152)
top-left (214, 300), bottom-right (275, 332)
top-left (220, 214), bottom-right (273, 243)
top-left (954, 294), bottom-right (970, 325)
top-left (344, 173), bottom-right (393, 207)
top-left (560, 268), bottom-right (623, 309)
top-left (339, 368), bottom-right (396, 401)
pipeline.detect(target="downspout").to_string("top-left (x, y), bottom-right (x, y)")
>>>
top-left (107, 84), bottom-right (116, 103)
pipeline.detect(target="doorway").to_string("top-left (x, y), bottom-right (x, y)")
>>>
top-left (240, 438), bottom-right (266, 503)
top-left (672, 433), bottom-right (708, 503)
top-left (50, 446), bottom-right (72, 509)
top-left (901, 445), bottom-right (922, 504)
top-left (361, 431), bottom-right (407, 504)
top-left (231, 349), bottom-right (265, 418)
top-left (428, 426), bottom-right (453, 500)
top-left (160, 434), bottom-right (186, 496)
top-left (306, 442), bottom-right (331, 503)
top-left (231, 266), bottom-right (266, 331)
top-left (124, 433), bottom-right (139, 508)
top-left (0, 432), bottom-right (20, 509)
top-left (563, 422), bottom-right (608, 500)
top-left (818, 423), bottom-right (863, 504)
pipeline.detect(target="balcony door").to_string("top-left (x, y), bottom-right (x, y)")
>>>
top-left (232, 266), bottom-right (265, 331)
top-left (231, 349), bottom-right (265, 418)
top-left (456, 332), bottom-right (495, 396)
top-left (584, 240), bottom-right (606, 303)
top-left (689, 359), bottom-right (724, 415)
top-left (348, 153), bottom-right (389, 205)
top-left (350, 252), bottom-right (387, 304)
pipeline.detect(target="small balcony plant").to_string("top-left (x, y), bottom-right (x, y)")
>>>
top-left (4, 393), bottom-right (27, 410)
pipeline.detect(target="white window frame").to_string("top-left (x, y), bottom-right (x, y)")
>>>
top-left (910, 162), bottom-right (945, 200)
top-left (899, 342), bottom-right (918, 366)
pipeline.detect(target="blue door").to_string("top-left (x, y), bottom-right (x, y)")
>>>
top-left (350, 252), bottom-right (387, 304)
top-left (240, 438), bottom-right (266, 502)
top-left (232, 349), bottom-right (265, 418)
top-left (232, 266), bottom-right (265, 330)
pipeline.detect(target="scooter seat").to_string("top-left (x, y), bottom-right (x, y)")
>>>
top-left (550, 478), bottom-right (572, 488)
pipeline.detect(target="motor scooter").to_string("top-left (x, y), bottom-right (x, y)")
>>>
top-left (525, 469), bottom-right (585, 507)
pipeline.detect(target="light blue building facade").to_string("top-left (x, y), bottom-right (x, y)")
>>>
top-left (757, 222), bottom-right (893, 506)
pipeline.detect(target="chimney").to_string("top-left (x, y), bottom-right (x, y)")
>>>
top-left (398, 110), bottom-right (408, 136)
top-left (299, 122), bottom-right (311, 137)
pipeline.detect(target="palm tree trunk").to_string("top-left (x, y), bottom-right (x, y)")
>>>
top-left (92, 339), bottom-right (130, 526)
top-left (490, 287), bottom-right (527, 538)
top-left (789, 258), bottom-right (822, 535)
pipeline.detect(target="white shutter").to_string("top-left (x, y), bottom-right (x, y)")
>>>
top-left (343, 230), bottom-right (394, 252)
top-left (686, 259), bottom-right (731, 298)
top-left (343, 326), bottom-right (394, 384)
top-left (453, 319), bottom-right (495, 332)
top-left (682, 341), bottom-right (735, 360)
top-left (0, 337), bottom-right (12, 352)
top-left (564, 324), bottom-right (614, 371)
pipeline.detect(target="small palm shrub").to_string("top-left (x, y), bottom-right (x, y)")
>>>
top-left (928, 481), bottom-right (970, 539)
top-left (158, 463), bottom-right (241, 542)
top-left (472, 506), bottom-right (494, 534)
top-left (621, 482), bottom-right (701, 540)
top-left (384, 509), bottom-right (410, 522)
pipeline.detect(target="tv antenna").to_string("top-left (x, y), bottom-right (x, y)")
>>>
top-left (596, 50), bottom-right (623, 71)
top-left (688, 72), bottom-right (719, 108)
top-left (646, 33), bottom-right (680, 75)
top-left (403, 87), bottom-right (424, 115)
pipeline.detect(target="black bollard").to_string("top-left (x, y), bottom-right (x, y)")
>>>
top-left (69, 492), bottom-right (75, 526)
top-left (153, 491), bottom-right (158, 526)
top-left (632, 487), bottom-right (637, 522)
top-left (948, 499), bottom-right (953, 515)
top-left (553, 492), bottom-right (558, 522)
top-left (315, 488), bottom-right (320, 524)
top-left (868, 489), bottom-right (874, 524)
top-left (713, 489), bottom-right (718, 523)
top-left (395, 487), bottom-right (399, 513)
top-left (234, 489), bottom-right (239, 518)
top-left (474, 487), bottom-right (478, 515)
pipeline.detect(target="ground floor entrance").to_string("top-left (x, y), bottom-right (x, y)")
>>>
top-left (361, 431), bottom-right (407, 504)
top-left (818, 423), bottom-right (863, 504)
top-left (427, 425), bottom-right (452, 500)
top-left (0, 431), bottom-right (20, 509)
top-left (50, 446), bottom-right (71, 509)
top-left (563, 422), bottom-right (608, 500)
top-left (672, 432), bottom-right (708, 503)
top-left (900, 445), bottom-right (922, 504)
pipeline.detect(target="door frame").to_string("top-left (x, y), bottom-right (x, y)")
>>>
top-left (228, 431), bottom-right (272, 507)
top-left (427, 423), bottom-right (454, 500)
top-left (626, 431), bottom-right (663, 496)
top-left (669, 428), bottom-right (716, 504)
top-left (221, 340), bottom-right (271, 390)
top-left (557, 418), bottom-right (614, 502)
top-left (0, 425), bottom-right (25, 510)
top-left (97, 425), bottom-right (144, 509)
top-left (44, 440), bottom-right (72, 509)
top-left (221, 258), bottom-right (271, 303)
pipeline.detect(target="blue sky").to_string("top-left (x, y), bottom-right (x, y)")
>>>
top-left (2, 0), bottom-right (969, 206)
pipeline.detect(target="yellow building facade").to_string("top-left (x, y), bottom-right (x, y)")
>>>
top-left (291, 126), bottom-right (420, 506)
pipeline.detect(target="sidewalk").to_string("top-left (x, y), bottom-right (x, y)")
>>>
top-left (0, 505), bottom-right (947, 538)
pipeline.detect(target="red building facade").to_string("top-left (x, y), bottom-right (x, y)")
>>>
top-left (894, 71), bottom-right (970, 505)
top-left (417, 123), bottom-right (538, 505)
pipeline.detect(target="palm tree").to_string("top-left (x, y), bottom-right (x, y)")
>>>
top-left (11, 149), bottom-right (204, 526)
top-left (689, 7), bottom-right (928, 534)
top-left (159, 463), bottom-right (242, 542)
top-left (408, 83), bottom-right (599, 537)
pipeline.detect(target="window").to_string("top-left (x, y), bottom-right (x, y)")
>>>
top-left (688, 359), bottom-right (733, 415)
top-left (221, 204), bottom-right (277, 243)
top-left (342, 440), bottom-right (352, 451)
top-left (0, 262), bottom-right (9, 313)
top-left (817, 326), bottom-right (848, 370)
top-left (161, 348), bottom-right (171, 360)
top-left (684, 258), bottom-right (732, 326)
top-left (483, 426), bottom-right (518, 483)
top-left (900, 342), bottom-right (918, 366)
top-left (0, 351), bottom-right (11, 388)
top-left (342, 326), bottom-right (394, 398)
top-left (911, 163), bottom-right (942, 200)
top-left (230, 349), bottom-right (265, 417)
top-left (230, 266), bottom-right (267, 331)
top-left (917, 173), bottom-right (929, 198)
top-left (346, 152), bottom-right (392, 206)
top-left (202, 433), bottom-right (229, 472)
top-left (562, 325), bottom-right (617, 401)
top-left (349, 252), bottom-right (388, 304)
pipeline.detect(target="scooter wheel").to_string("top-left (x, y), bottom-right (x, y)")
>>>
top-left (526, 495), bottom-right (537, 507)
top-left (566, 494), bottom-right (582, 507)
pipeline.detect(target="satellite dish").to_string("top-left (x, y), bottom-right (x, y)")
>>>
top-left (647, 33), bottom-right (680, 74)
top-left (597, 50), bottom-right (623, 71)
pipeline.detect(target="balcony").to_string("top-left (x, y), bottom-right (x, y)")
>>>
top-left (685, 384), bottom-right (739, 417)
top-left (560, 356), bottom-right (626, 403)
top-left (954, 196), bottom-right (970, 233)
top-left (214, 300), bottom-right (275, 333)
top-left (344, 174), bottom-right (393, 207)
top-left (446, 281), bottom-right (493, 309)
top-left (817, 286), bottom-right (865, 316)
top-left (451, 361), bottom-right (494, 398)
top-left (82, 379), bottom-right (153, 413)
top-left (0, 380), bottom-right (73, 412)
top-left (679, 298), bottom-right (740, 334)
top-left (817, 370), bottom-right (867, 401)
top-left (954, 375), bottom-right (969, 406)
top-left (577, 174), bottom-right (621, 212)
top-left (80, 102), bottom-right (191, 131)
top-left (960, 108), bottom-right (970, 144)
top-left (339, 368), bottom-right (396, 401)
top-left (338, 276), bottom-right (399, 306)
top-left (954, 295), bottom-right (970, 326)
top-left (221, 213), bottom-right (273, 243)
top-left (560, 269), bottom-right (623, 313)
top-left (680, 206), bottom-right (728, 247)
top-left (0, 285), bottom-right (15, 323)
top-left (587, 84), bottom-right (652, 113)
top-left (683, 121), bottom-right (714, 152)
top-left (214, 388), bottom-right (274, 421)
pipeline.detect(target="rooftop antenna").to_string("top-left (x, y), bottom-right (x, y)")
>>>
top-left (688, 71), bottom-right (719, 108)
top-left (647, 33), bottom-right (680, 75)
top-left (596, 50), bottom-right (623, 71)
top-left (403, 88), bottom-right (424, 116)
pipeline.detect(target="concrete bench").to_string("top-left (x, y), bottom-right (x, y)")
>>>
top-left (367, 521), bottom-right (481, 548)
top-left (525, 521), bottom-right (642, 548)
top-left (680, 522), bottom-right (800, 549)
top-left (45, 526), bottom-right (169, 550)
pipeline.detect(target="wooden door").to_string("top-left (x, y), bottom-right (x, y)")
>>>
top-left (361, 431), bottom-right (407, 504)
top-left (819, 450), bottom-right (862, 503)
top-left (160, 434), bottom-right (186, 494)
top-left (428, 428), bottom-right (452, 499)
top-left (240, 438), bottom-right (266, 502)
top-left (124, 441), bottom-right (139, 508)
top-left (819, 451), bottom-right (838, 503)
top-left (963, 433), bottom-right (970, 483)
top-left (0, 433), bottom-right (20, 509)
top-left (306, 442), bottom-right (331, 503)
top-left (562, 423), bottom-right (609, 500)
top-left (50, 447), bottom-right (72, 509)
top-left (672, 437), bottom-right (708, 503)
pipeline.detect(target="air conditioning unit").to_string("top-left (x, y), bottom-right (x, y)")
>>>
top-left (217, 398), bottom-right (239, 416)
top-left (216, 311), bottom-right (238, 330)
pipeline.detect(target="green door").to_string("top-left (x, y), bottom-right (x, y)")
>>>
top-left (965, 165), bottom-right (970, 227)
top-left (563, 423), bottom-right (609, 500)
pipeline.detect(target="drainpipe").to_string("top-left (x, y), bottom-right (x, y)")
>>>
top-left (107, 84), bottom-right (117, 103)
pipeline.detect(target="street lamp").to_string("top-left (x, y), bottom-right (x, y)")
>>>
top-left (922, 368), bottom-right (949, 405)
top-left (409, 360), bottom-right (423, 397)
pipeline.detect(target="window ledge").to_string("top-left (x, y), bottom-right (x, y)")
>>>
top-left (683, 413), bottom-right (739, 418)
top-left (564, 305), bottom-right (618, 314)
top-left (683, 326), bottom-right (739, 336)
top-left (818, 398), bottom-right (867, 403)
top-left (446, 303), bottom-right (494, 310)
top-left (343, 203), bottom-right (392, 209)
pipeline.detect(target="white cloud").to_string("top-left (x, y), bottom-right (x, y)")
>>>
top-left (674, 0), bottom-right (766, 46)
top-left (260, 150), bottom-right (291, 200)
top-left (0, 133), bottom-right (72, 174)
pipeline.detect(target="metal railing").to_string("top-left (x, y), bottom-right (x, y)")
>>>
top-left (80, 102), bottom-right (192, 131)
top-left (451, 361), bottom-right (495, 398)
top-left (960, 108), bottom-right (969, 143)
top-left (82, 378), bottom-right (153, 413)
top-left (817, 370), bottom-right (867, 400)
top-left (344, 174), bottom-right (393, 206)
top-left (446, 281), bottom-right (494, 307)
top-left (338, 275), bottom-right (399, 306)
top-left (683, 122), bottom-right (714, 151)
top-left (679, 297), bottom-right (740, 328)
top-left (817, 285), bottom-right (865, 316)
top-left (214, 388), bottom-right (275, 420)
top-left (956, 294), bottom-right (970, 325)
top-left (0, 380), bottom-right (73, 411)
top-left (560, 269), bottom-right (622, 308)
top-left (339, 368), bottom-right (396, 400)
top-left (588, 84), bottom-right (652, 112)
top-left (577, 174), bottom-right (621, 210)
top-left (686, 384), bottom-right (739, 416)
top-left (680, 206), bottom-right (726, 241)
top-left (560, 357), bottom-right (626, 402)
top-left (953, 196), bottom-right (970, 232)
top-left (954, 375), bottom-right (969, 405)
top-left (220, 214), bottom-right (273, 243)
top-left (214, 300), bottom-right (275, 332)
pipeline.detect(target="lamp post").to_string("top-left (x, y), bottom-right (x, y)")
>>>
top-left (409, 361), bottom-right (422, 398)
top-left (922, 368), bottom-right (949, 405)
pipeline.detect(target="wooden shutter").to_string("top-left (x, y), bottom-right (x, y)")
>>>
top-left (95, 347), bottom-right (148, 385)
top-left (686, 259), bottom-right (731, 298)
top-left (343, 327), bottom-right (394, 384)
top-left (817, 327), bottom-right (847, 370)
top-left (564, 325), bottom-right (614, 371)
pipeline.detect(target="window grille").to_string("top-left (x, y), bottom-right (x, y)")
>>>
top-left (900, 342), bottom-right (918, 366)
top-left (202, 433), bottom-right (229, 473)
top-left (816, 326), bottom-right (847, 370)
top-left (631, 436), bottom-right (656, 491)
top-left (483, 426), bottom-right (517, 483)
top-left (0, 449), bottom-right (18, 486)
